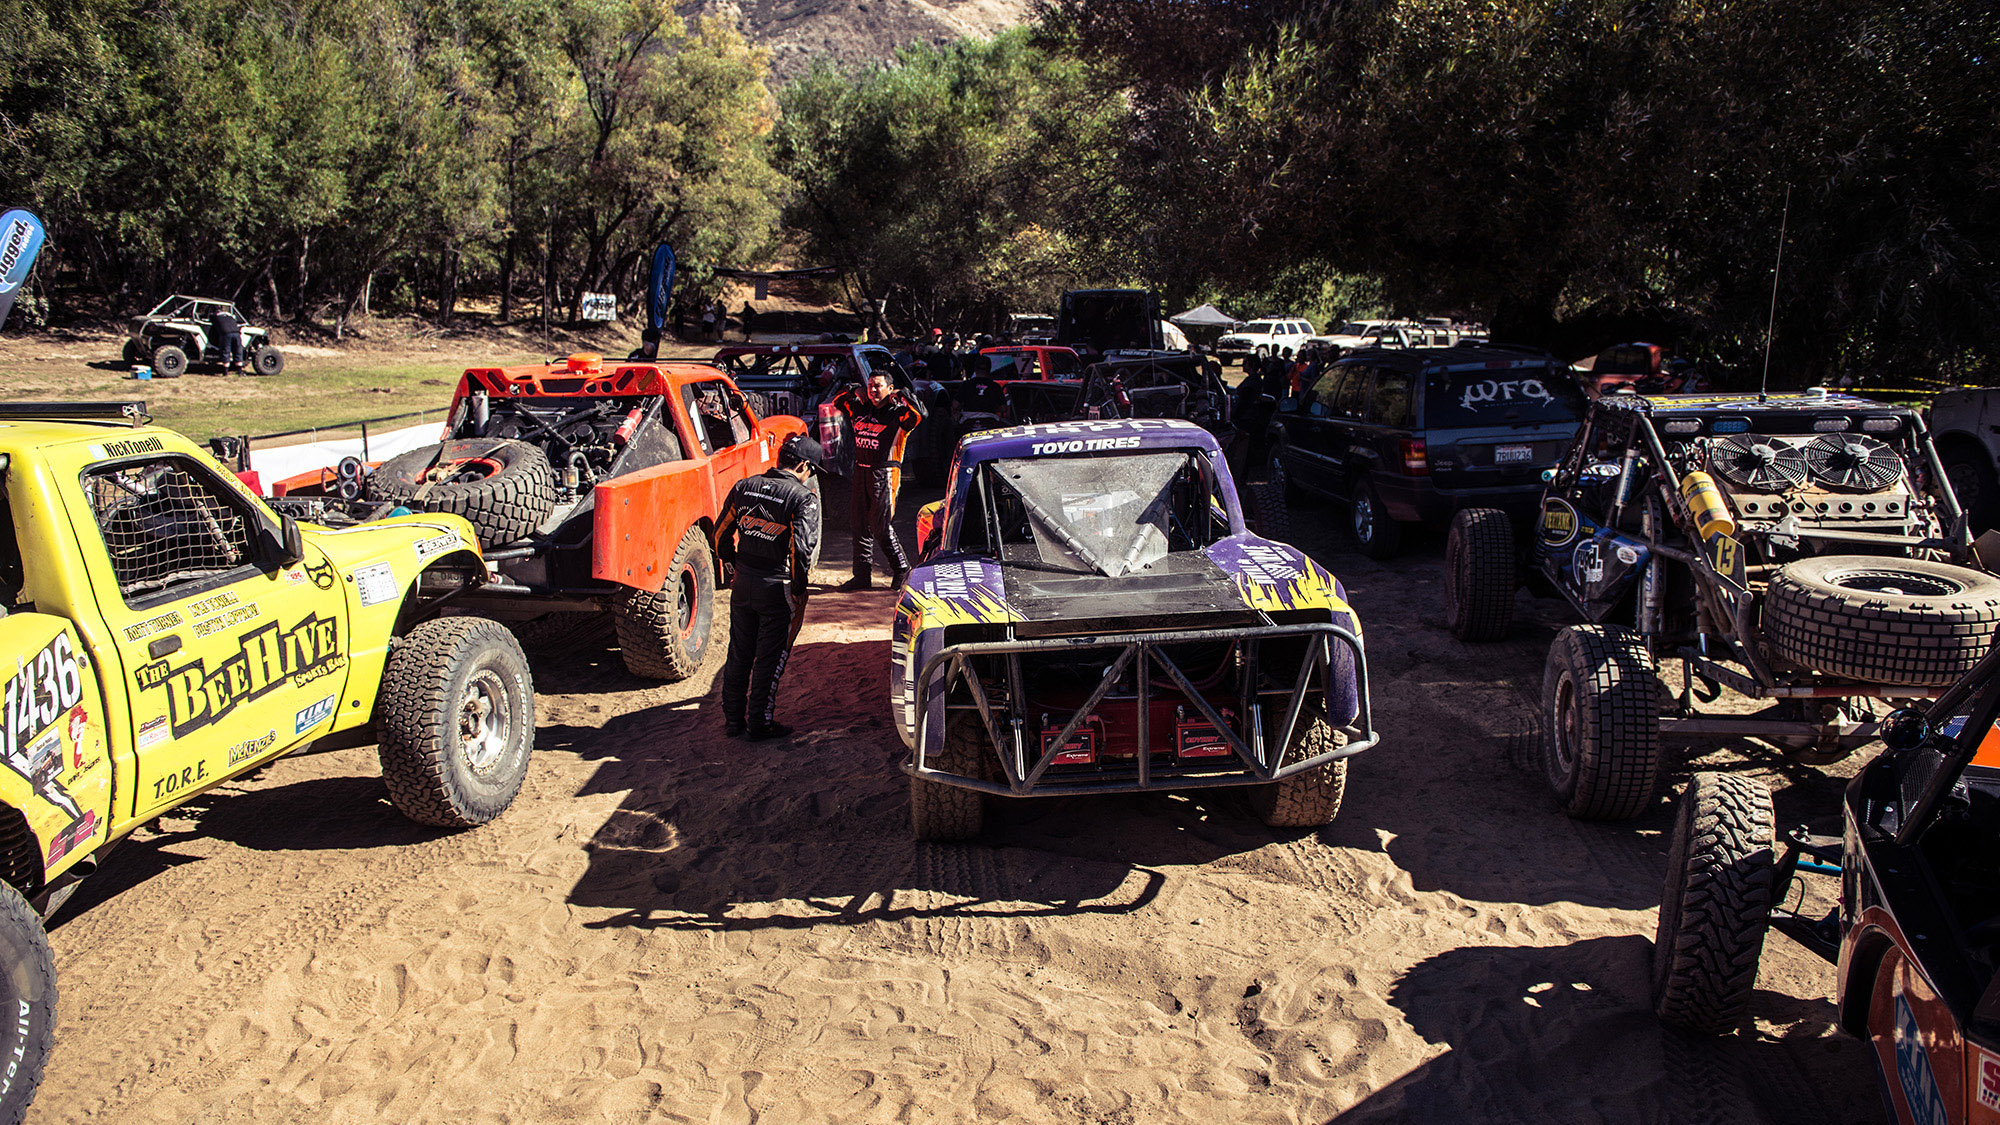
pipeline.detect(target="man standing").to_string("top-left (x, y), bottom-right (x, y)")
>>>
top-left (210, 305), bottom-right (245, 373)
top-left (833, 370), bottom-right (925, 590)
top-left (715, 435), bottom-right (824, 740)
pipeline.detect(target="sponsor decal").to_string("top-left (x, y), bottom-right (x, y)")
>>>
top-left (5, 633), bottom-right (85, 767)
top-left (1574, 539), bottom-right (1606, 585)
top-left (305, 558), bottom-right (338, 590)
top-left (122, 611), bottom-right (184, 643)
top-left (135, 715), bottom-right (171, 751)
top-left (353, 562), bottom-right (397, 607)
top-left (1029, 435), bottom-right (1143, 456)
top-left (186, 590), bottom-right (240, 617)
top-left (1979, 1048), bottom-right (2000, 1112)
top-left (64, 705), bottom-right (89, 772)
top-left (88, 435), bottom-right (166, 460)
top-left (1539, 498), bottom-right (1579, 547)
top-left (1711, 534), bottom-right (1741, 579)
top-left (43, 809), bottom-right (97, 867)
top-left (1234, 542), bottom-right (1305, 586)
top-left (413, 532), bottom-right (461, 559)
top-left (1616, 545), bottom-right (1640, 565)
top-left (193, 603), bottom-right (261, 638)
top-left (736, 513), bottom-right (789, 542)
top-left (227, 730), bottom-right (278, 767)
top-left (135, 613), bottom-right (342, 738)
top-left (294, 695), bottom-right (337, 735)
top-left (151, 759), bottom-right (209, 801)
top-left (290, 654), bottom-right (347, 689)
top-left (1894, 993), bottom-right (1951, 1125)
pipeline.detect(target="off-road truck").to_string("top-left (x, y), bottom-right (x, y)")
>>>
top-left (122, 295), bottom-right (285, 377)
top-left (0, 401), bottom-right (535, 1123)
top-left (890, 418), bottom-right (1375, 840)
top-left (1445, 389), bottom-right (1997, 820)
top-left (265, 353), bottom-right (810, 680)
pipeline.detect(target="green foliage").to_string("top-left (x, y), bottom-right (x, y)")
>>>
top-left (774, 30), bottom-right (1127, 333)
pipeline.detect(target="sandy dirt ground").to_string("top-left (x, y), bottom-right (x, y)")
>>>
top-left (20, 462), bottom-right (1889, 1124)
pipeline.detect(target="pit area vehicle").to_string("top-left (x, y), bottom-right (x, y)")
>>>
top-left (711, 342), bottom-right (951, 481)
top-left (1651, 651), bottom-right (2000, 1124)
top-left (0, 401), bottom-right (536, 1123)
top-left (1055, 288), bottom-right (1172, 357)
top-left (122, 295), bottom-right (285, 377)
top-left (1214, 316), bottom-right (1317, 366)
top-left (1445, 389), bottom-right (1996, 820)
top-left (1270, 342), bottom-right (1584, 558)
top-left (890, 418), bottom-right (1375, 841)
top-left (1579, 341), bottom-right (1699, 398)
top-left (267, 353), bottom-right (810, 680)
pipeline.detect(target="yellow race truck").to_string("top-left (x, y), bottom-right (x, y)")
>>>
top-left (0, 402), bottom-right (537, 1123)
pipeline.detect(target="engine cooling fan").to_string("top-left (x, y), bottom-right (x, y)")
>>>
top-left (1711, 434), bottom-right (1808, 491)
top-left (1802, 433), bottom-right (1905, 491)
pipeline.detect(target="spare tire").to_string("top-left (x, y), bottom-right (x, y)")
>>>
top-left (1763, 554), bottom-right (2000, 687)
top-left (365, 438), bottom-right (557, 547)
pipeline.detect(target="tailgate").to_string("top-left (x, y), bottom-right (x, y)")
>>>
top-left (1426, 421), bottom-right (1578, 491)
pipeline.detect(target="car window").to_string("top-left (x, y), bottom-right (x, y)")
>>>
top-left (81, 457), bottom-right (258, 604)
top-left (1299, 366), bottom-right (1345, 416)
top-left (1243, 322), bottom-right (1275, 335)
top-left (1333, 365), bottom-right (1374, 418)
top-left (1368, 371), bottom-right (1414, 428)
top-left (682, 381), bottom-right (751, 452)
top-left (1425, 364), bottom-right (1585, 429)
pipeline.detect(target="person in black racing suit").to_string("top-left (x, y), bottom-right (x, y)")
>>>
top-left (833, 369), bottom-right (926, 590)
top-left (715, 435), bottom-right (824, 740)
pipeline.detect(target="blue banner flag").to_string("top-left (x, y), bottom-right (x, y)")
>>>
top-left (647, 244), bottom-right (676, 334)
top-left (0, 209), bottom-right (47, 330)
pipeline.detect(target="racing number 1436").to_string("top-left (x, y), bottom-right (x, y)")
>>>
top-left (4, 633), bottom-right (85, 760)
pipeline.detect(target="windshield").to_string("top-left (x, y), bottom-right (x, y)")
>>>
top-left (1425, 365), bottom-right (1586, 429)
top-left (1242, 322), bottom-right (1275, 335)
top-left (984, 452), bottom-right (1216, 577)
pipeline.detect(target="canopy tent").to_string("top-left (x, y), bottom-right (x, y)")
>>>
top-left (1169, 303), bottom-right (1241, 328)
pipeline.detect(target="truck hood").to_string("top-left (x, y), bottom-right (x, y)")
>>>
top-left (1003, 552), bottom-right (1261, 637)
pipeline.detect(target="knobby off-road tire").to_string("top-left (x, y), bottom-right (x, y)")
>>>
top-left (1653, 772), bottom-right (1776, 1034)
top-left (151, 343), bottom-right (188, 378)
top-left (377, 616), bottom-right (535, 827)
top-left (1764, 554), bottom-right (2000, 688)
top-left (741, 390), bottom-right (772, 420)
top-left (910, 714), bottom-right (989, 841)
top-left (1247, 709), bottom-right (1349, 828)
top-left (0, 881), bottom-right (57, 1125)
top-left (1543, 625), bottom-right (1662, 820)
top-left (1445, 508), bottom-right (1516, 641)
top-left (250, 344), bottom-right (285, 376)
top-left (121, 338), bottom-right (142, 364)
top-left (1244, 480), bottom-right (1293, 542)
top-left (1350, 480), bottom-right (1403, 559)
top-left (611, 526), bottom-right (714, 681)
top-left (365, 438), bottom-right (557, 548)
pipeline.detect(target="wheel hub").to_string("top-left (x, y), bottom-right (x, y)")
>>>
top-left (456, 669), bottom-right (510, 774)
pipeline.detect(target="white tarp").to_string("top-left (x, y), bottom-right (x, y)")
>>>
top-left (248, 420), bottom-right (447, 492)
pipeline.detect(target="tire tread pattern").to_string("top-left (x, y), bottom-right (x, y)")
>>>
top-left (1653, 772), bottom-right (1776, 1034)
top-left (0, 881), bottom-right (56, 1125)
top-left (1247, 712), bottom-right (1348, 828)
top-left (610, 526), bottom-right (712, 680)
top-left (366, 439), bottom-right (557, 548)
top-left (1543, 625), bottom-right (1662, 820)
top-left (1764, 555), bottom-right (2000, 687)
top-left (910, 715), bottom-right (987, 841)
top-left (1245, 480), bottom-right (1293, 543)
top-left (1445, 508), bottom-right (1515, 641)
top-left (376, 616), bottom-right (534, 828)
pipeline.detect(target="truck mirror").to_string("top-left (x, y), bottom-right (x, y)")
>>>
top-left (278, 514), bottom-right (306, 566)
top-left (1881, 707), bottom-right (1932, 752)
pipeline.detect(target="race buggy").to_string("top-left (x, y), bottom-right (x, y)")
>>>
top-left (890, 418), bottom-right (1375, 840)
top-left (1652, 649), bottom-right (2000, 1124)
top-left (1446, 389), bottom-right (1998, 820)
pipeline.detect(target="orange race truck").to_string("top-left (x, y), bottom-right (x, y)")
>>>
top-left (265, 353), bottom-right (810, 679)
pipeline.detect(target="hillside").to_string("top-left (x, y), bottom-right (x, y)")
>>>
top-left (691, 0), bottom-right (1039, 78)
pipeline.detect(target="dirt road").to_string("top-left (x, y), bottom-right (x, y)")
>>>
top-left (30, 482), bottom-right (1880, 1124)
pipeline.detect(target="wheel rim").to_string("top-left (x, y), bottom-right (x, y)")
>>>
top-left (1828, 568), bottom-right (1963, 598)
top-left (427, 457), bottom-right (501, 486)
top-left (1549, 671), bottom-right (1580, 786)
top-left (457, 668), bottom-right (511, 774)
top-left (676, 565), bottom-right (699, 637)
top-left (1353, 492), bottom-right (1376, 543)
top-left (1444, 533), bottom-right (1463, 615)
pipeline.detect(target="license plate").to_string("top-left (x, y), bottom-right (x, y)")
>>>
top-left (1495, 444), bottom-right (1533, 464)
top-left (1042, 727), bottom-right (1097, 765)
top-left (1176, 721), bottom-right (1232, 758)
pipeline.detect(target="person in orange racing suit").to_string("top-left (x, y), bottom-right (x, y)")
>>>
top-left (715, 435), bottom-right (824, 740)
top-left (832, 369), bottom-right (926, 590)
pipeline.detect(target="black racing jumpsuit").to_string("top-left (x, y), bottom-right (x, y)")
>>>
top-left (715, 467), bottom-right (821, 729)
top-left (833, 386), bottom-right (925, 580)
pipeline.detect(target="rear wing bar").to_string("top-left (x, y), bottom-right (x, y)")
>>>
top-left (908, 621), bottom-right (1375, 797)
